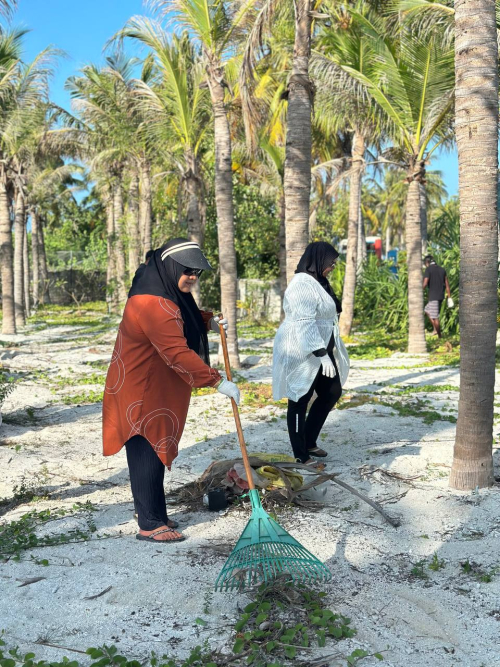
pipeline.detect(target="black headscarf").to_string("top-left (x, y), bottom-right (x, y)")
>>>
top-left (296, 241), bottom-right (342, 314)
top-left (128, 238), bottom-right (210, 364)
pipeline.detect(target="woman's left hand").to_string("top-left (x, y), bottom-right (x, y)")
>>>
top-left (210, 316), bottom-right (228, 333)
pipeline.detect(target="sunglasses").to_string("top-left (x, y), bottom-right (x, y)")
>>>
top-left (183, 268), bottom-right (203, 277)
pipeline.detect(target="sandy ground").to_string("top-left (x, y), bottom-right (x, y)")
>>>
top-left (1, 318), bottom-right (500, 667)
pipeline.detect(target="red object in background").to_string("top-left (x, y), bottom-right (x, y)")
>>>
top-left (374, 238), bottom-right (382, 259)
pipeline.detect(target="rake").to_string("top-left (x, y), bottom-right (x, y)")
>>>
top-left (214, 322), bottom-right (332, 592)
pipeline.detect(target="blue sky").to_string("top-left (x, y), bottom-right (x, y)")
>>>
top-left (14, 0), bottom-right (458, 197)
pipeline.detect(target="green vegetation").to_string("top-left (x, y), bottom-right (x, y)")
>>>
top-left (0, 579), bottom-right (383, 666)
top-left (0, 502), bottom-right (97, 563)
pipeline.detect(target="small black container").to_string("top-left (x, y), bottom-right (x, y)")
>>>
top-left (207, 489), bottom-right (228, 511)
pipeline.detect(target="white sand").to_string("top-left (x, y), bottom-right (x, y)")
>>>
top-left (1, 321), bottom-right (499, 666)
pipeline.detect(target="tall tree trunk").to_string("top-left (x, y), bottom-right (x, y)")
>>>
top-left (113, 182), bottom-right (128, 305)
top-left (450, 0), bottom-right (498, 490)
top-left (284, 0), bottom-right (313, 281)
top-left (105, 194), bottom-right (118, 314)
top-left (38, 215), bottom-right (50, 304)
top-left (278, 191), bottom-right (287, 320)
top-left (405, 168), bottom-right (427, 354)
top-left (340, 132), bottom-right (364, 338)
top-left (139, 159), bottom-right (152, 257)
top-left (385, 222), bottom-right (391, 255)
top-left (13, 189), bottom-right (25, 327)
top-left (31, 209), bottom-right (39, 308)
top-left (185, 154), bottom-right (206, 305)
top-left (419, 182), bottom-right (428, 255)
top-left (357, 203), bottom-right (366, 272)
top-left (0, 179), bottom-right (15, 334)
top-left (23, 220), bottom-right (29, 317)
top-left (127, 170), bottom-right (141, 283)
top-left (208, 62), bottom-right (240, 368)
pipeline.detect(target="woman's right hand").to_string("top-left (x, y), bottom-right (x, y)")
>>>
top-left (320, 357), bottom-right (336, 378)
top-left (217, 379), bottom-right (241, 405)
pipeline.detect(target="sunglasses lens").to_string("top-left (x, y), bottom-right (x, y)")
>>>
top-left (184, 268), bottom-right (202, 277)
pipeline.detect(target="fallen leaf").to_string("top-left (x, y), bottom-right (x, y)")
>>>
top-left (83, 585), bottom-right (112, 600)
top-left (17, 577), bottom-right (46, 587)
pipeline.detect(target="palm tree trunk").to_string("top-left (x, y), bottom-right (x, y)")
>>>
top-left (139, 159), bottom-right (152, 257)
top-left (419, 182), bottom-right (428, 255)
top-left (13, 189), bottom-right (25, 327)
top-left (127, 169), bottom-right (141, 282)
top-left (284, 0), bottom-right (313, 282)
top-left (105, 194), bottom-right (118, 314)
top-left (207, 62), bottom-right (240, 368)
top-left (278, 191), bottom-right (287, 320)
top-left (113, 180), bottom-right (128, 305)
top-left (340, 132), bottom-right (364, 338)
top-left (185, 158), bottom-right (206, 306)
top-left (23, 220), bottom-right (30, 317)
top-left (38, 215), bottom-right (50, 304)
top-left (449, 0), bottom-right (498, 490)
top-left (385, 222), bottom-right (391, 255)
top-left (0, 179), bottom-right (15, 334)
top-left (405, 171), bottom-right (427, 354)
top-left (357, 203), bottom-right (366, 272)
top-left (31, 209), bottom-right (39, 308)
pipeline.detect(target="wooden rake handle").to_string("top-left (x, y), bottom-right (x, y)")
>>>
top-left (219, 317), bottom-right (256, 491)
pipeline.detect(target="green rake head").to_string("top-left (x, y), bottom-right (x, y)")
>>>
top-left (215, 489), bottom-right (332, 592)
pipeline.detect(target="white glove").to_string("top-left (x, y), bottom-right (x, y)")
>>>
top-left (447, 297), bottom-right (454, 308)
top-left (320, 356), bottom-right (336, 378)
top-left (210, 316), bottom-right (228, 333)
top-left (217, 379), bottom-right (240, 405)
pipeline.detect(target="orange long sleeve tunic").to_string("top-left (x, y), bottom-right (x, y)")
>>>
top-left (102, 295), bottom-right (222, 468)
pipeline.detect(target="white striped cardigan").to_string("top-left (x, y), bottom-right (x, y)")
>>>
top-left (272, 273), bottom-right (350, 402)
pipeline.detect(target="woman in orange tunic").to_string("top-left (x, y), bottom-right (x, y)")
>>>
top-left (103, 238), bottom-right (240, 543)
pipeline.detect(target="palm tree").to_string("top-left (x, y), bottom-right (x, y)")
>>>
top-left (66, 56), bottom-right (144, 306)
top-left (117, 21), bottom-right (212, 302)
top-left (151, 0), bottom-right (242, 367)
top-left (239, 0), bottom-right (320, 280)
top-left (449, 0), bottom-right (498, 490)
top-left (317, 8), bottom-right (454, 352)
top-left (0, 27), bottom-right (27, 333)
top-left (314, 8), bottom-right (383, 337)
top-left (0, 42), bottom-right (57, 332)
top-left (0, 1), bottom-right (16, 17)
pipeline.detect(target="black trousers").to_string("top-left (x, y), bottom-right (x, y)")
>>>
top-left (286, 357), bottom-right (342, 463)
top-left (125, 435), bottom-right (169, 531)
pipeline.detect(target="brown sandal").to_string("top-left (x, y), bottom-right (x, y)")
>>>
top-left (308, 447), bottom-right (328, 458)
top-left (136, 527), bottom-right (185, 543)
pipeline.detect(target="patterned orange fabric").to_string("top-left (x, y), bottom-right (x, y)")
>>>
top-left (102, 295), bottom-right (221, 468)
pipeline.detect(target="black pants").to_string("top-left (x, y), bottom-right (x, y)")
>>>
top-left (287, 357), bottom-right (342, 463)
top-left (125, 435), bottom-right (169, 531)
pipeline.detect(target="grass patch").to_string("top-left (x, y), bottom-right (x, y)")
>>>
top-left (391, 384), bottom-right (459, 395)
top-left (59, 389), bottom-right (104, 405)
top-left (193, 382), bottom-right (286, 410)
top-left (0, 501), bottom-right (97, 563)
top-left (380, 399), bottom-right (457, 424)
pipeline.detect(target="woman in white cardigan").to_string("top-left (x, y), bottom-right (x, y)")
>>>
top-left (273, 242), bottom-right (350, 466)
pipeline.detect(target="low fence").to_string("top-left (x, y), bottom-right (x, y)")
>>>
top-left (237, 279), bottom-right (282, 323)
top-left (45, 269), bottom-right (106, 305)
top-left (39, 273), bottom-right (281, 320)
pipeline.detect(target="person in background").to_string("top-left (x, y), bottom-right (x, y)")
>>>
top-left (103, 238), bottom-right (240, 543)
top-left (423, 255), bottom-right (453, 338)
top-left (272, 242), bottom-right (350, 466)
